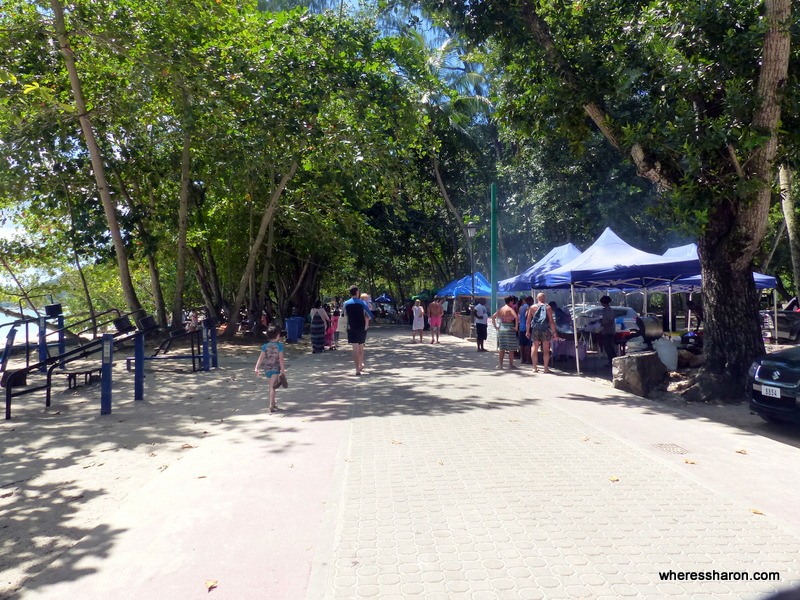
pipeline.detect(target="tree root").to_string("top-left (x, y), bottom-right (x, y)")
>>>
top-left (670, 368), bottom-right (747, 404)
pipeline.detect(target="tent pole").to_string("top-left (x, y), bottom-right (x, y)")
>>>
top-left (774, 288), bottom-right (778, 343)
top-left (571, 284), bottom-right (580, 374)
top-left (668, 284), bottom-right (673, 338)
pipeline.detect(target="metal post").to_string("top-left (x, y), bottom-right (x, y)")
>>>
top-left (470, 240), bottom-right (475, 308)
top-left (38, 316), bottom-right (48, 372)
top-left (57, 315), bottom-right (65, 356)
top-left (774, 288), bottom-right (779, 343)
top-left (572, 284), bottom-right (580, 375)
top-left (202, 322), bottom-right (211, 372)
top-left (490, 183), bottom-right (498, 313)
top-left (134, 331), bottom-right (144, 401)
top-left (100, 334), bottom-right (113, 415)
top-left (668, 284), bottom-right (673, 338)
top-left (210, 322), bottom-right (218, 368)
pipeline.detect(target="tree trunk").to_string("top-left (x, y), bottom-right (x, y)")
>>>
top-left (171, 128), bottom-right (192, 328)
top-left (146, 253), bottom-right (168, 328)
top-left (0, 256), bottom-right (36, 313)
top-left (780, 165), bottom-right (800, 297)
top-left (256, 220), bottom-right (275, 314)
top-left (189, 246), bottom-right (217, 321)
top-left (432, 155), bottom-right (470, 241)
top-left (51, 0), bottom-right (141, 313)
top-left (695, 0), bottom-right (792, 395)
top-left (760, 220), bottom-right (786, 274)
top-left (61, 180), bottom-right (98, 334)
top-left (221, 161), bottom-right (298, 338)
top-left (205, 240), bottom-right (224, 312)
top-left (697, 231), bottom-right (764, 398)
top-left (116, 170), bottom-right (168, 328)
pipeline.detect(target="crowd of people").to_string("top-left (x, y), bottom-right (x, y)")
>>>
top-left (253, 288), bottom-right (624, 411)
top-left (481, 293), bottom-right (618, 371)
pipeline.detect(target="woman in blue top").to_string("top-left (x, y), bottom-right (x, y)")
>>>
top-left (255, 325), bottom-right (287, 412)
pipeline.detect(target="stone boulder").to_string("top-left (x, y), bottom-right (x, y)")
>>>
top-left (677, 349), bottom-right (694, 368)
top-left (688, 353), bottom-right (706, 368)
top-left (612, 351), bottom-right (668, 398)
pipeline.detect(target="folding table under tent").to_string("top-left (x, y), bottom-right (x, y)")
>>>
top-left (497, 243), bottom-right (582, 293)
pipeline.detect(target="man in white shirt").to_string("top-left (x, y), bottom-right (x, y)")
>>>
top-left (473, 298), bottom-right (489, 352)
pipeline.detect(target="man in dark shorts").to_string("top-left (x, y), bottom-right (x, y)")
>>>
top-left (517, 295), bottom-right (534, 364)
top-left (344, 285), bottom-right (373, 376)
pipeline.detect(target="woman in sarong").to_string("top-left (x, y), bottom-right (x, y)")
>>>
top-left (309, 300), bottom-right (329, 353)
top-left (491, 295), bottom-right (519, 369)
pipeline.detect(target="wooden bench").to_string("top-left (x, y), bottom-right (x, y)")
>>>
top-left (61, 364), bottom-right (103, 390)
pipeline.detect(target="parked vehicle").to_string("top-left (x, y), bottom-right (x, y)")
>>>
top-left (760, 310), bottom-right (800, 343)
top-left (748, 347), bottom-right (800, 425)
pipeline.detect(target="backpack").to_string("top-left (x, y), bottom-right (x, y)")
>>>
top-left (530, 305), bottom-right (549, 332)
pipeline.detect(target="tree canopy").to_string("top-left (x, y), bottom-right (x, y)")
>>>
top-left (2, 0), bottom-right (799, 397)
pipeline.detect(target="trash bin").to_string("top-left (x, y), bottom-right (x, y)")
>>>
top-left (292, 316), bottom-right (306, 339)
top-left (285, 318), bottom-right (302, 343)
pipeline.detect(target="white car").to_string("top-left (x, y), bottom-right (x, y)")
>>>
top-left (575, 306), bottom-right (639, 332)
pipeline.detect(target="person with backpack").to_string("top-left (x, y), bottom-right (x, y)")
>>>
top-left (526, 292), bottom-right (558, 373)
top-left (517, 295), bottom-right (534, 364)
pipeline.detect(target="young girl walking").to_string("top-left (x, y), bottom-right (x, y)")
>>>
top-left (254, 325), bottom-right (287, 412)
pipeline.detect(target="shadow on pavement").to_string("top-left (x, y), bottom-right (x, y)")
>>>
top-left (3, 324), bottom-right (799, 597)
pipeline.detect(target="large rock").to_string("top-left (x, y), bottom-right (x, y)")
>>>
top-left (688, 353), bottom-right (706, 368)
top-left (612, 351), bottom-right (668, 398)
top-left (677, 349), bottom-right (694, 368)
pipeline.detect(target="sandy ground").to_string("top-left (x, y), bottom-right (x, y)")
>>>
top-left (0, 337), bottom-right (283, 598)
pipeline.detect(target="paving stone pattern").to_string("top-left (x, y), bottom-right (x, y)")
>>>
top-left (321, 369), bottom-right (800, 599)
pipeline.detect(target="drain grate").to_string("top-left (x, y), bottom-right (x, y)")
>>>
top-left (653, 443), bottom-right (690, 455)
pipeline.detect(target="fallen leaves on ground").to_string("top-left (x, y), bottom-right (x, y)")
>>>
top-left (205, 579), bottom-right (218, 592)
top-left (180, 444), bottom-right (196, 450)
top-left (684, 459), bottom-right (697, 465)
top-left (391, 440), bottom-right (402, 445)
top-left (736, 449), bottom-right (748, 455)
top-left (750, 508), bottom-right (765, 515)
top-left (609, 476), bottom-right (620, 483)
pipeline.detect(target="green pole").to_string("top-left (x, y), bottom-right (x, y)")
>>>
top-left (490, 183), bottom-right (498, 313)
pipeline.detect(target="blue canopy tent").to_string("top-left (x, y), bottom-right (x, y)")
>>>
top-left (498, 243), bottom-right (582, 293)
top-left (437, 272), bottom-right (492, 297)
top-left (536, 229), bottom-right (700, 290)
top-left (532, 228), bottom-right (702, 374)
top-left (658, 244), bottom-right (776, 291)
top-left (655, 243), bottom-right (778, 336)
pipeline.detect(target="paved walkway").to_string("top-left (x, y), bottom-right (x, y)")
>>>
top-left (9, 327), bottom-right (800, 599)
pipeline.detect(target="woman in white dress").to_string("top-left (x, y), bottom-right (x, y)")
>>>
top-left (411, 299), bottom-right (425, 343)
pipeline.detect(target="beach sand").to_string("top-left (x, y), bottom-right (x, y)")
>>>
top-left (0, 335), bottom-right (335, 599)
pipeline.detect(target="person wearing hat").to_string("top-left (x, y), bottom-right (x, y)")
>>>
top-left (599, 295), bottom-right (616, 367)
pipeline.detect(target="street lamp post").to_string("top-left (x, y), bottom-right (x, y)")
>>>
top-left (467, 222), bottom-right (477, 333)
